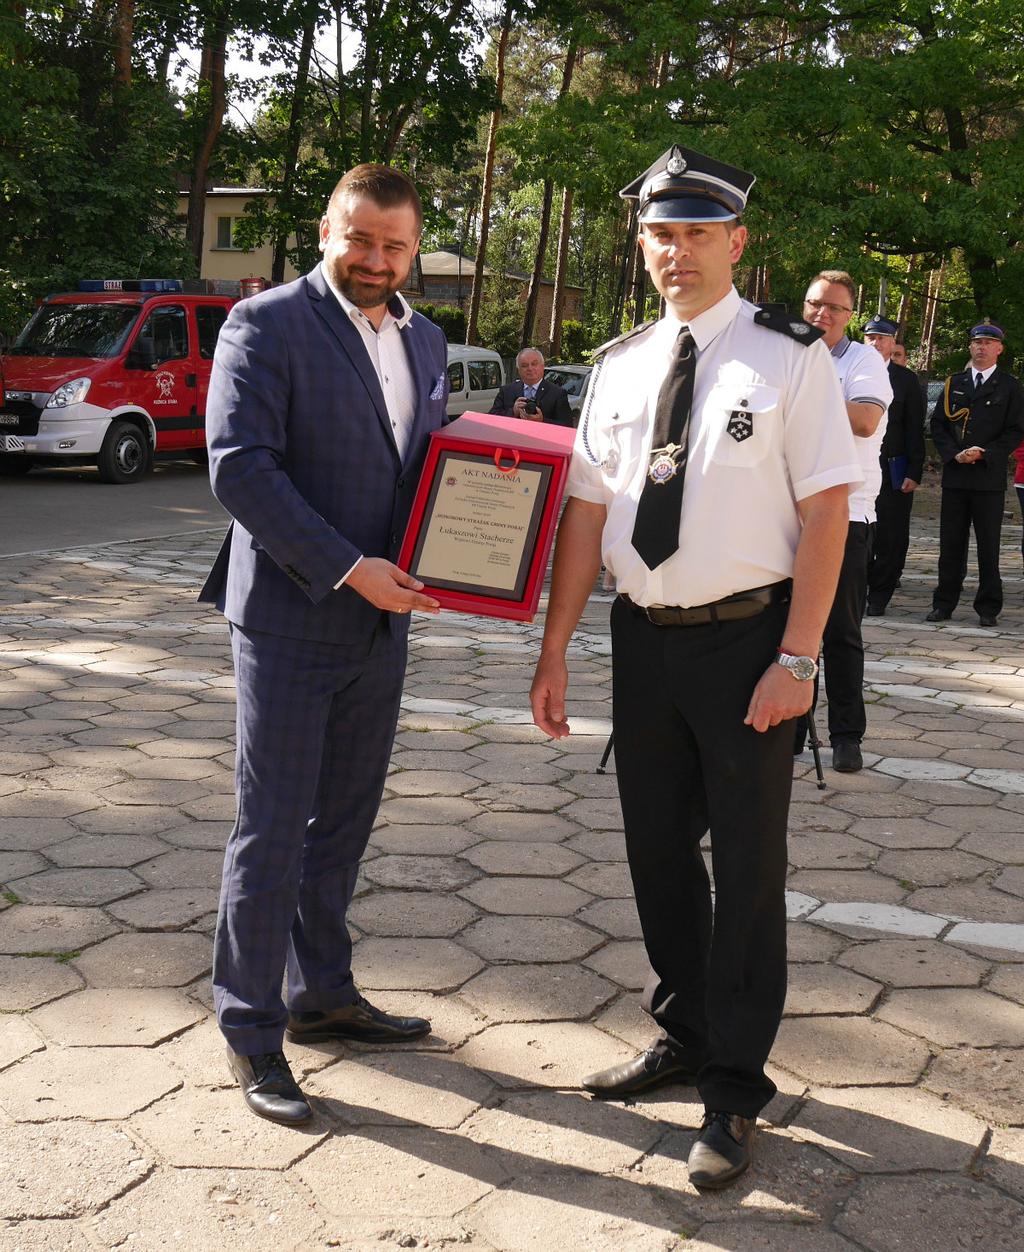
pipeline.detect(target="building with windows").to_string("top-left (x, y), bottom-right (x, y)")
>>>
top-left (179, 189), bottom-right (300, 284)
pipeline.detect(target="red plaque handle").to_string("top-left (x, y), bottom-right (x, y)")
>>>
top-left (493, 447), bottom-right (521, 473)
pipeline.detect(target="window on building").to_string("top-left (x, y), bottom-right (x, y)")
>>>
top-left (196, 305), bottom-right (228, 359)
top-left (215, 216), bottom-right (246, 250)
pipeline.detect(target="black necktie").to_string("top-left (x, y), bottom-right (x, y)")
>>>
top-left (975, 372), bottom-right (983, 390)
top-left (631, 328), bottom-right (696, 570)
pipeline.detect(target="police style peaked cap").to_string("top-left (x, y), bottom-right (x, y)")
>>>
top-left (620, 144), bottom-right (755, 223)
top-left (970, 322), bottom-right (1004, 340)
top-left (863, 315), bottom-right (899, 337)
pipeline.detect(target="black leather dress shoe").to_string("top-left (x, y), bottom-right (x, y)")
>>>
top-left (925, 608), bottom-right (951, 622)
top-left (227, 1048), bottom-right (312, 1126)
top-left (286, 995), bottom-right (430, 1044)
top-left (865, 602), bottom-right (885, 617)
top-left (979, 615), bottom-right (998, 627)
top-left (831, 740), bottom-right (863, 773)
top-left (582, 1046), bottom-right (697, 1099)
top-left (687, 1111), bottom-right (755, 1189)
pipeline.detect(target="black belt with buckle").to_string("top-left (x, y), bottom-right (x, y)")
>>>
top-left (621, 580), bottom-right (791, 627)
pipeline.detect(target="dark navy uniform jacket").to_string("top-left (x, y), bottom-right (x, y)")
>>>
top-left (930, 367), bottom-right (1024, 492)
top-left (879, 361), bottom-right (926, 484)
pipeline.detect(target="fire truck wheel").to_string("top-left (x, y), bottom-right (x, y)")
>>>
top-left (98, 421), bottom-right (152, 484)
top-left (0, 456), bottom-right (33, 476)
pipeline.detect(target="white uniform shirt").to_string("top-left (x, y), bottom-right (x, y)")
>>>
top-left (320, 261), bottom-right (417, 460)
top-left (568, 287), bottom-right (862, 608)
top-left (829, 336), bottom-right (892, 524)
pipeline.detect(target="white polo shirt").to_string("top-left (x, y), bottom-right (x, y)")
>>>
top-left (829, 336), bottom-right (892, 524)
top-left (568, 287), bottom-right (862, 608)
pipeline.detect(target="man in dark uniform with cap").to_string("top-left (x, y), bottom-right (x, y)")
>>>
top-left (530, 145), bottom-right (860, 1188)
top-left (864, 316), bottom-right (926, 616)
top-left (926, 322), bottom-right (1024, 626)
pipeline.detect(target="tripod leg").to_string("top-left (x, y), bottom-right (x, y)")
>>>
top-left (804, 709), bottom-right (826, 790)
top-left (596, 730), bottom-right (615, 775)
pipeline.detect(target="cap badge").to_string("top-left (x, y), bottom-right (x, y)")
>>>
top-left (791, 321), bottom-right (810, 336)
top-left (666, 154), bottom-right (687, 176)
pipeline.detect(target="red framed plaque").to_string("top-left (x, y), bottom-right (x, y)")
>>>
top-left (398, 411), bottom-right (575, 621)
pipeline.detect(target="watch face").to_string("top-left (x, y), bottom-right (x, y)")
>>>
top-left (791, 656), bottom-right (817, 681)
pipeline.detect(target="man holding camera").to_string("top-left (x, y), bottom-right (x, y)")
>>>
top-left (490, 347), bottom-right (574, 427)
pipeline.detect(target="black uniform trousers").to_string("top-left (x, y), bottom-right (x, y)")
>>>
top-left (610, 595), bottom-right (792, 1119)
top-left (933, 488), bottom-right (1005, 618)
top-left (868, 481), bottom-right (913, 610)
top-left (821, 521), bottom-right (873, 744)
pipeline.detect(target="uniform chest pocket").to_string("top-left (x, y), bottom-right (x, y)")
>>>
top-left (705, 384), bottom-right (780, 467)
top-left (588, 405), bottom-right (647, 486)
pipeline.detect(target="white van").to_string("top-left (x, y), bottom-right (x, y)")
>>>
top-left (445, 344), bottom-right (504, 418)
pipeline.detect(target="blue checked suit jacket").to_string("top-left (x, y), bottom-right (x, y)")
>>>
top-left (199, 265), bottom-right (449, 644)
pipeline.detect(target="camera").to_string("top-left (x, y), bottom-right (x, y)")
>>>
top-left (524, 398), bottom-right (538, 415)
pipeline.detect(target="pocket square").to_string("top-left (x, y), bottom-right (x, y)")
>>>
top-left (429, 373), bottom-right (446, 401)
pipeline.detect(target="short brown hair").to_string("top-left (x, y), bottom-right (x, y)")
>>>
top-left (327, 164), bottom-right (423, 231)
top-left (808, 269), bottom-right (855, 302)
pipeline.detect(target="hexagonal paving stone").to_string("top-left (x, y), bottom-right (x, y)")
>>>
top-left (464, 1089), bottom-right (660, 1173)
top-left (465, 812), bottom-right (581, 843)
top-left (159, 821), bottom-right (232, 851)
top-left (70, 805), bottom-right (182, 836)
top-left (307, 1051), bottom-right (493, 1128)
top-left (459, 877), bottom-right (591, 917)
top-left (347, 890), bottom-right (478, 938)
top-left (291, 1127), bottom-right (508, 1219)
top-left (8, 868), bottom-right (142, 907)
top-left (84, 1166), bottom-right (325, 1251)
top-left (0, 850), bottom-right (46, 880)
top-left (461, 841), bottom-right (584, 877)
top-left (386, 769), bottom-right (479, 796)
top-left (788, 831), bottom-right (878, 871)
top-left (583, 940), bottom-right (651, 990)
top-left (0, 1122), bottom-right (150, 1218)
top-left (0, 790), bottom-right (101, 819)
top-left (988, 964), bottom-right (1024, 1006)
top-left (835, 1175), bottom-right (1024, 1252)
top-left (0, 1045), bottom-right (181, 1121)
top-left (984, 1129), bottom-right (1024, 1202)
top-left (772, 1016), bottom-right (930, 1086)
top-left (783, 964), bottom-right (881, 1016)
top-left (132, 849), bottom-right (225, 890)
top-left (556, 797), bottom-right (624, 830)
top-left (791, 1086), bottom-right (986, 1172)
top-left (354, 937), bottom-right (483, 991)
top-left (106, 888), bottom-right (219, 930)
top-left (460, 963), bottom-right (616, 1023)
top-left (924, 1046), bottom-right (1022, 1125)
top-left (71, 932), bottom-right (212, 988)
top-left (368, 823), bottom-right (480, 856)
top-left (0, 1016), bottom-right (45, 1072)
top-left (362, 854), bottom-right (478, 892)
top-left (838, 938), bottom-right (988, 987)
top-left (576, 898), bottom-right (642, 941)
top-left (465, 782), bottom-right (571, 813)
top-left (30, 988), bottom-right (205, 1046)
top-left (460, 915), bottom-right (602, 963)
top-left (454, 1021), bottom-right (635, 1089)
top-left (0, 954), bottom-right (83, 1010)
top-left (845, 817), bottom-right (961, 849)
top-left (787, 869), bottom-right (909, 906)
top-left (566, 861), bottom-right (634, 898)
top-left (43, 833), bottom-right (170, 868)
top-left (129, 1087), bottom-right (325, 1168)
top-left (786, 922), bottom-right (850, 963)
top-left (0, 905), bottom-right (118, 954)
top-left (377, 796), bottom-right (481, 826)
top-left (877, 987), bottom-right (1024, 1047)
top-left (470, 1167), bottom-right (684, 1252)
top-left (906, 883), bottom-right (1023, 924)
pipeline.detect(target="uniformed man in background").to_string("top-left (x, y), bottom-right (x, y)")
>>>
top-left (863, 315), bottom-right (926, 617)
top-left (927, 322), bottom-right (1024, 626)
top-left (530, 145), bottom-right (861, 1189)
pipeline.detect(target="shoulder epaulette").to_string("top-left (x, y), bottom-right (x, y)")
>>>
top-left (592, 320), bottom-right (656, 360)
top-left (753, 306), bottom-right (823, 346)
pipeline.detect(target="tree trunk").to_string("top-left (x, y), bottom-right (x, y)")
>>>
top-left (467, 4), bottom-right (511, 346)
top-left (272, 8), bottom-right (316, 283)
top-left (609, 204), bottom-right (636, 339)
top-left (521, 178), bottom-right (554, 349)
top-left (548, 185), bottom-right (573, 358)
top-left (185, 11), bottom-right (229, 272)
top-left (922, 257), bottom-right (945, 373)
top-left (113, 0), bottom-right (133, 87)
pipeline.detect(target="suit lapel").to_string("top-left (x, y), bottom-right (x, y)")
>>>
top-left (399, 317), bottom-right (441, 466)
top-left (305, 267), bottom-right (400, 460)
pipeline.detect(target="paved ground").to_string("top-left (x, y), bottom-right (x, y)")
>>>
top-left (0, 476), bottom-right (1022, 1251)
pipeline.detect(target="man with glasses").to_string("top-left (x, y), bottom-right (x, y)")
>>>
top-left (927, 323), bottom-right (1024, 626)
top-left (799, 271), bottom-right (892, 773)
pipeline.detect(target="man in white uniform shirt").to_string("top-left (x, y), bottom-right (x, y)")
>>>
top-left (530, 145), bottom-right (860, 1189)
top-left (800, 272), bottom-right (892, 773)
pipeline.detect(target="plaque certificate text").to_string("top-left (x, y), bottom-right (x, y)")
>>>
top-left (408, 451), bottom-right (553, 600)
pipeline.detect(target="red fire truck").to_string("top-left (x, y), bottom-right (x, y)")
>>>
top-left (0, 279), bottom-right (240, 484)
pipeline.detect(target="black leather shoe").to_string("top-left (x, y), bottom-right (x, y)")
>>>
top-left (227, 1048), bottom-right (312, 1126)
top-left (926, 608), bottom-right (951, 622)
top-left (286, 995), bottom-right (430, 1044)
top-left (687, 1110), bottom-right (755, 1189)
top-left (831, 740), bottom-right (863, 773)
top-left (979, 615), bottom-right (998, 627)
top-left (582, 1046), bottom-right (697, 1099)
top-left (865, 602), bottom-right (885, 617)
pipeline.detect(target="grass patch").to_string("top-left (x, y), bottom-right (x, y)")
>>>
top-left (2, 890), bottom-right (21, 905)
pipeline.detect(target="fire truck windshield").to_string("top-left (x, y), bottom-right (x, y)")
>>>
top-left (12, 302), bottom-right (140, 359)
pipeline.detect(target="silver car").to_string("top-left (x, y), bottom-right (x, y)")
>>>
top-left (543, 364), bottom-right (593, 415)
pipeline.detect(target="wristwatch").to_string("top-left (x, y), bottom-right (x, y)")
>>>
top-left (776, 650), bottom-right (818, 681)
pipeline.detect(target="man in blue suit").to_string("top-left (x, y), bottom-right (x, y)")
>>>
top-left (199, 164), bottom-right (449, 1125)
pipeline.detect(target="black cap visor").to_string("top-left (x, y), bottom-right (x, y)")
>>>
top-left (639, 195), bottom-right (738, 224)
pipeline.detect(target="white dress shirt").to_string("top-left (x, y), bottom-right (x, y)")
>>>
top-left (569, 287), bottom-right (862, 608)
top-left (829, 337), bottom-right (892, 524)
